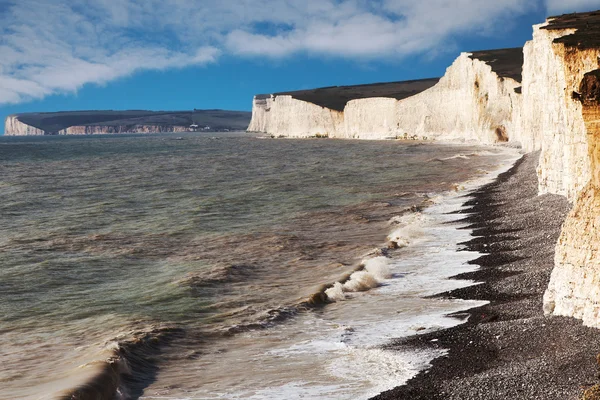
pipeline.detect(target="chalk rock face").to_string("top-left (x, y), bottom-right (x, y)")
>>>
top-left (545, 184), bottom-right (600, 326)
top-left (344, 53), bottom-right (521, 142)
top-left (4, 115), bottom-right (45, 136)
top-left (544, 61), bottom-right (600, 325)
top-left (247, 96), bottom-right (271, 133)
top-left (522, 22), bottom-right (596, 200)
top-left (342, 97), bottom-right (400, 139)
top-left (247, 95), bottom-right (344, 138)
top-left (250, 51), bottom-right (522, 144)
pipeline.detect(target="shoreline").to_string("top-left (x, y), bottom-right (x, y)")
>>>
top-left (371, 152), bottom-right (600, 400)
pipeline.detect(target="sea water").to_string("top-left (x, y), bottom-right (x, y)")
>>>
top-left (0, 132), bottom-right (517, 399)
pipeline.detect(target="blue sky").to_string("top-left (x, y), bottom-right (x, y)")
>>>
top-left (1, 0), bottom-right (600, 134)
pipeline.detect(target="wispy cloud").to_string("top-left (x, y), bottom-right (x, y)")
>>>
top-left (226, 0), bottom-right (536, 58)
top-left (0, 0), bottom-right (541, 106)
top-left (0, 0), bottom-right (220, 105)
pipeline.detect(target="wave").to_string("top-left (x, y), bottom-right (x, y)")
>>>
top-left (55, 325), bottom-right (182, 400)
top-left (215, 211), bottom-right (430, 320)
top-left (387, 212), bottom-right (429, 249)
top-left (325, 256), bottom-right (392, 302)
top-left (226, 256), bottom-right (395, 332)
top-left (429, 150), bottom-right (497, 162)
top-left (50, 162), bottom-right (518, 400)
top-left (226, 306), bottom-right (301, 334)
top-left (176, 263), bottom-right (257, 288)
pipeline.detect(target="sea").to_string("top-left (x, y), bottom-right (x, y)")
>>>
top-left (0, 131), bottom-right (518, 400)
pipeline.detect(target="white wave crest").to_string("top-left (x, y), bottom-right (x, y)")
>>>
top-left (387, 213), bottom-right (428, 248)
top-left (324, 282), bottom-right (346, 301)
top-left (363, 256), bottom-right (392, 280)
top-left (326, 257), bottom-right (391, 302)
top-left (440, 154), bottom-right (470, 160)
top-left (343, 271), bottom-right (379, 292)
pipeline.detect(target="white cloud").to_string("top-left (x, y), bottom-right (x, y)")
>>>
top-left (546, 0), bottom-right (600, 15)
top-left (225, 0), bottom-right (534, 58)
top-left (0, 0), bottom-right (537, 106)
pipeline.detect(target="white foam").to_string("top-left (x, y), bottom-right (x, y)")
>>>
top-left (363, 257), bottom-right (392, 280)
top-left (327, 346), bottom-right (448, 398)
top-left (236, 334), bottom-right (448, 400)
top-left (324, 282), bottom-right (346, 301)
top-left (343, 270), bottom-right (379, 292)
top-left (387, 212), bottom-right (429, 248)
top-left (440, 153), bottom-right (470, 160)
top-left (326, 257), bottom-right (392, 301)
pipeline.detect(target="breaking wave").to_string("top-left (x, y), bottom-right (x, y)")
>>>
top-left (55, 325), bottom-right (182, 400)
top-left (430, 150), bottom-right (497, 162)
top-left (387, 212), bottom-right (429, 249)
top-left (325, 257), bottom-right (392, 302)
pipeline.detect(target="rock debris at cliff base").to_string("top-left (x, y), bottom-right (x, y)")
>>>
top-left (371, 153), bottom-right (600, 400)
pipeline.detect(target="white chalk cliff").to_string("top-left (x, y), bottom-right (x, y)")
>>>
top-left (522, 23), bottom-right (594, 201)
top-left (540, 26), bottom-right (600, 326)
top-left (249, 52), bottom-right (523, 144)
top-left (5, 115), bottom-right (45, 136)
top-left (248, 95), bottom-right (344, 137)
top-left (4, 119), bottom-right (191, 136)
top-left (345, 53), bottom-right (522, 143)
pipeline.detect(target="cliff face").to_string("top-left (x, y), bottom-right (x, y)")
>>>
top-left (544, 68), bottom-right (600, 326)
top-left (248, 95), bottom-right (344, 138)
top-left (343, 53), bottom-right (522, 142)
top-left (249, 50), bottom-right (523, 144)
top-left (522, 23), bottom-right (595, 200)
top-left (342, 97), bottom-right (400, 139)
top-left (4, 115), bottom-right (45, 136)
top-left (538, 12), bottom-right (600, 327)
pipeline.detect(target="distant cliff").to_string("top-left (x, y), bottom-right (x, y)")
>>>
top-left (5, 115), bottom-right (45, 136)
top-left (248, 79), bottom-right (440, 138)
top-left (4, 110), bottom-right (251, 136)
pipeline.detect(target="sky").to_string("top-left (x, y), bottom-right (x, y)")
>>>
top-left (1, 0), bottom-right (600, 134)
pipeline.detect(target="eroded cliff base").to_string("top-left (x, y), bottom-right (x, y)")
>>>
top-left (372, 153), bottom-right (600, 400)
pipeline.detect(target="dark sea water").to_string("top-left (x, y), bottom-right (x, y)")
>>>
top-left (0, 132), bottom-right (516, 399)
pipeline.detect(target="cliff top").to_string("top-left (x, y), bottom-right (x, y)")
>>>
top-left (257, 78), bottom-right (440, 111)
top-left (9, 110), bottom-right (251, 133)
top-left (469, 48), bottom-right (524, 82)
top-left (258, 47), bottom-right (525, 111)
top-left (544, 10), bottom-right (600, 49)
